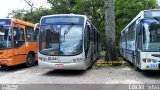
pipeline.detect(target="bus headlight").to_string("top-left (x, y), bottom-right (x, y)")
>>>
top-left (143, 58), bottom-right (157, 63)
top-left (147, 59), bottom-right (151, 63)
top-left (72, 58), bottom-right (83, 62)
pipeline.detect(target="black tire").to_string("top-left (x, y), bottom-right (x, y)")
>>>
top-left (133, 56), bottom-right (139, 71)
top-left (133, 64), bottom-right (139, 71)
top-left (26, 54), bottom-right (35, 68)
top-left (0, 65), bottom-right (8, 69)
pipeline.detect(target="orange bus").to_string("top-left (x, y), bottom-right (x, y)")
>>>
top-left (0, 18), bottom-right (38, 68)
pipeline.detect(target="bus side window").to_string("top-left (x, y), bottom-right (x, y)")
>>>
top-left (94, 29), bottom-right (96, 44)
top-left (26, 26), bottom-right (34, 42)
top-left (13, 27), bottom-right (25, 48)
top-left (136, 23), bottom-right (143, 49)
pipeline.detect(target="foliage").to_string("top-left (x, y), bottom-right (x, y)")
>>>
top-left (115, 0), bottom-right (158, 46)
top-left (7, 0), bottom-right (159, 50)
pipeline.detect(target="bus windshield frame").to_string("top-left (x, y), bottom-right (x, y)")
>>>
top-left (39, 22), bottom-right (84, 56)
top-left (141, 17), bottom-right (160, 52)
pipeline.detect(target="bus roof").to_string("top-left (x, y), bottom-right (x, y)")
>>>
top-left (0, 18), bottom-right (35, 27)
top-left (41, 14), bottom-right (88, 20)
top-left (40, 14), bottom-right (100, 34)
top-left (121, 9), bottom-right (160, 33)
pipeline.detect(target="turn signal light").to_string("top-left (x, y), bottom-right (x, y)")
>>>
top-left (143, 59), bottom-right (147, 63)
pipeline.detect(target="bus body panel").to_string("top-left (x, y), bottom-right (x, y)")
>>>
top-left (0, 49), bottom-right (13, 66)
top-left (139, 52), bottom-right (160, 70)
top-left (38, 53), bottom-right (89, 70)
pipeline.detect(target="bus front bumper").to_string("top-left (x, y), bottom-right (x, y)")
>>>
top-left (0, 59), bottom-right (13, 66)
top-left (38, 60), bottom-right (89, 70)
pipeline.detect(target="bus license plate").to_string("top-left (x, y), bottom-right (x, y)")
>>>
top-left (55, 64), bottom-right (64, 68)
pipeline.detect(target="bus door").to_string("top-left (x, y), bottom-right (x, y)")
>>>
top-left (135, 20), bottom-right (142, 66)
top-left (124, 29), bottom-right (128, 58)
top-left (84, 22), bottom-right (92, 63)
top-left (13, 25), bottom-right (26, 64)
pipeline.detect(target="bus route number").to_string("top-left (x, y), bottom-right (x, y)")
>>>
top-left (48, 57), bottom-right (58, 61)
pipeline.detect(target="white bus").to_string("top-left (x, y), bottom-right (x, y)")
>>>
top-left (120, 9), bottom-right (160, 70)
top-left (38, 14), bottom-right (100, 70)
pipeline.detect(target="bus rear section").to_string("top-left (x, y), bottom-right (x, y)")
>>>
top-left (0, 18), bottom-right (38, 67)
top-left (38, 14), bottom-right (100, 70)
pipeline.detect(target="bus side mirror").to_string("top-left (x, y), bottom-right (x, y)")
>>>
top-left (34, 23), bottom-right (40, 30)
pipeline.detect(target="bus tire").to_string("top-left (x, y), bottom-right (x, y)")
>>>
top-left (26, 54), bottom-right (35, 68)
top-left (133, 57), bottom-right (139, 71)
top-left (87, 55), bottom-right (93, 70)
top-left (133, 64), bottom-right (139, 71)
top-left (1, 65), bottom-right (8, 69)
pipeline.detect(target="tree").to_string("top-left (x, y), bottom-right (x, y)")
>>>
top-left (7, 9), bottom-right (27, 19)
top-left (7, 0), bottom-right (159, 58)
top-left (115, 0), bottom-right (158, 46)
top-left (104, 0), bottom-right (116, 60)
top-left (24, 0), bottom-right (34, 15)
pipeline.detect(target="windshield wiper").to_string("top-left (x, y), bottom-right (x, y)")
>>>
top-left (154, 17), bottom-right (160, 23)
top-left (63, 23), bottom-right (74, 41)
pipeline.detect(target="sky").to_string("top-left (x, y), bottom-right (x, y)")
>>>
top-left (0, 0), bottom-right (50, 18)
top-left (0, 0), bottom-right (160, 18)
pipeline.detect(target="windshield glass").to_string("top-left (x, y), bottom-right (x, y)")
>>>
top-left (39, 24), bottom-right (83, 55)
top-left (143, 18), bottom-right (160, 51)
top-left (0, 26), bottom-right (12, 49)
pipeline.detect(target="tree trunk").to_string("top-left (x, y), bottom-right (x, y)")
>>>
top-left (104, 0), bottom-right (117, 61)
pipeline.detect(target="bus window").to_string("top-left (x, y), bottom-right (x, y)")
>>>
top-left (137, 23), bottom-right (143, 50)
top-left (34, 28), bottom-right (39, 41)
top-left (26, 26), bottom-right (34, 42)
top-left (13, 27), bottom-right (25, 48)
top-left (0, 26), bottom-right (12, 49)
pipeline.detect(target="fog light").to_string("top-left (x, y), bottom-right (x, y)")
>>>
top-left (72, 58), bottom-right (83, 62)
top-left (152, 59), bottom-right (157, 63)
top-left (146, 65), bottom-right (149, 68)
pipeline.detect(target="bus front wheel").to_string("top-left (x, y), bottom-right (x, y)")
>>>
top-left (26, 54), bottom-right (35, 68)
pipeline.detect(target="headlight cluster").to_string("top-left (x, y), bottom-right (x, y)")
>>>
top-left (0, 56), bottom-right (12, 59)
top-left (39, 57), bottom-right (46, 61)
top-left (142, 58), bottom-right (158, 63)
top-left (72, 58), bottom-right (83, 62)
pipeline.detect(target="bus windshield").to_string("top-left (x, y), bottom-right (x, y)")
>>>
top-left (0, 26), bottom-right (12, 49)
top-left (39, 24), bottom-right (83, 56)
top-left (143, 18), bottom-right (160, 51)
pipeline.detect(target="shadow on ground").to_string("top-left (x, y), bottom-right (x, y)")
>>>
top-left (0, 64), bottom-right (37, 72)
top-left (43, 69), bottom-right (87, 76)
top-left (139, 70), bottom-right (160, 78)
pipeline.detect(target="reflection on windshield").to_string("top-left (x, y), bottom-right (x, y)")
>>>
top-left (143, 18), bottom-right (160, 51)
top-left (0, 26), bottom-right (12, 49)
top-left (39, 24), bottom-right (83, 55)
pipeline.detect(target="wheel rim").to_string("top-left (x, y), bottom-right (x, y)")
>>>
top-left (27, 55), bottom-right (34, 67)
